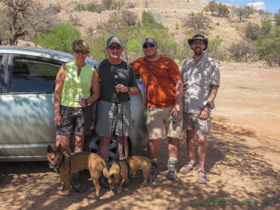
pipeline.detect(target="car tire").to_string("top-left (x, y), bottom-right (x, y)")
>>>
top-left (84, 132), bottom-right (119, 161)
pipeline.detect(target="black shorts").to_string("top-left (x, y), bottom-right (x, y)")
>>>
top-left (56, 105), bottom-right (93, 136)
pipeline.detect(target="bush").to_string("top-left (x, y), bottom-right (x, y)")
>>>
top-left (245, 23), bottom-right (260, 41)
top-left (142, 10), bottom-right (156, 24)
top-left (275, 9), bottom-right (280, 26)
top-left (121, 10), bottom-right (138, 27)
top-left (204, 1), bottom-right (229, 17)
top-left (35, 23), bottom-right (82, 52)
top-left (228, 40), bottom-right (256, 62)
top-left (183, 12), bottom-right (212, 31)
top-left (257, 26), bottom-right (280, 66)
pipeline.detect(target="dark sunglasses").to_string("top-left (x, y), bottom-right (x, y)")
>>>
top-left (192, 41), bottom-right (204, 45)
top-left (143, 44), bottom-right (156, 49)
top-left (108, 45), bottom-right (122, 50)
top-left (74, 49), bottom-right (89, 54)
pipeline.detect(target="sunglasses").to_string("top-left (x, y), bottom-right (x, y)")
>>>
top-left (74, 49), bottom-right (89, 54)
top-left (192, 41), bottom-right (204, 45)
top-left (143, 44), bottom-right (155, 49)
top-left (108, 45), bottom-right (122, 50)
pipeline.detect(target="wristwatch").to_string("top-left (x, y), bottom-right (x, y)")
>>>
top-left (127, 87), bottom-right (130, 93)
top-left (86, 99), bottom-right (90, 105)
top-left (206, 103), bottom-right (211, 108)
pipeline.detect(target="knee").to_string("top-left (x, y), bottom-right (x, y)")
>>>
top-left (197, 137), bottom-right (207, 146)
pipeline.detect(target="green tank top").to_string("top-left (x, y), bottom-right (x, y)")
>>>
top-left (60, 61), bottom-right (94, 107)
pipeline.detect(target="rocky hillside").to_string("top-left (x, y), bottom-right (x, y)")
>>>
top-left (34, 0), bottom-right (274, 47)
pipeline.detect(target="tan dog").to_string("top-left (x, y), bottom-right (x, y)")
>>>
top-left (47, 144), bottom-right (109, 198)
top-left (108, 155), bottom-right (151, 193)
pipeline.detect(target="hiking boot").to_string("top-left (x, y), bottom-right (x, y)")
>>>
top-left (167, 159), bottom-right (178, 180)
top-left (148, 160), bottom-right (158, 184)
top-left (70, 173), bottom-right (81, 192)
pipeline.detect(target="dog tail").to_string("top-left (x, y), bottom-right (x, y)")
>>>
top-left (102, 159), bottom-right (109, 178)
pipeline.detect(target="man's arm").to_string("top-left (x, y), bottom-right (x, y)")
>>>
top-left (171, 79), bottom-right (183, 118)
top-left (198, 84), bottom-right (219, 119)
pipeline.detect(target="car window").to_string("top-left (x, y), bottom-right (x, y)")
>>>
top-left (10, 58), bottom-right (60, 93)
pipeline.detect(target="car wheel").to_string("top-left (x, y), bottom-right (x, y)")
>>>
top-left (87, 136), bottom-right (119, 161)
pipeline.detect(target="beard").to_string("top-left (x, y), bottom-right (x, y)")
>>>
top-left (193, 47), bottom-right (203, 56)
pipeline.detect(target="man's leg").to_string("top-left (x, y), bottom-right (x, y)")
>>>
top-left (180, 129), bottom-right (196, 173)
top-left (167, 137), bottom-right (180, 180)
top-left (99, 136), bottom-right (110, 160)
top-left (197, 135), bottom-right (207, 183)
top-left (117, 136), bottom-right (128, 159)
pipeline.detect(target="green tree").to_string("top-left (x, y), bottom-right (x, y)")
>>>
top-left (36, 23), bottom-right (82, 52)
top-left (258, 21), bottom-right (272, 37)
top-left (257, 26), bottom-right (280, 66)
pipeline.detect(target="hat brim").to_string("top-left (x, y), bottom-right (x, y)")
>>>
top-left (188, 38), bottom-right (208, 51)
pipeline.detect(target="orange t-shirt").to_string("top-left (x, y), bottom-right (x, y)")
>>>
top-left (130, 56), bottom-right (181, 108)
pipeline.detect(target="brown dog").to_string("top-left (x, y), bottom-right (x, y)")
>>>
top-left (47, 144), bottom-right (109, 198)
top-left (108, 155), bottom-right (151, 193)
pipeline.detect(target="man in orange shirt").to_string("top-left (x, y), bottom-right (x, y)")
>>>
top-left (130, 37), bottom-right (183, 181)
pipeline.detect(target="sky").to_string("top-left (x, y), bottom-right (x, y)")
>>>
top-left (203, 0), bottom-right (279, 14)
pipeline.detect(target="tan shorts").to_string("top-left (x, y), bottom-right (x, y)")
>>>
top-left (146, 105), bottom-right (183, 139)
top-left (183, 112), bottom-right (211, 136)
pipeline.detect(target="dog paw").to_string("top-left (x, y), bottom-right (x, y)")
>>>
top-left (57, 186), bottom-right (63, 191)
top-left (117, 189), bottom-right (122, 194)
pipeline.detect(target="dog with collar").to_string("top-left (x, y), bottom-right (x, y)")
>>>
top-left (108, 155), bottom-right (151, 193)
top-left (47, 144), bottom-right (109, 198)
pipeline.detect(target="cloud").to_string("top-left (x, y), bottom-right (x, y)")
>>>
top-left (247, 2), bottom-right (268, 11)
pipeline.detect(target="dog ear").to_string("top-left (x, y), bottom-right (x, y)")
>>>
top-left (47, 145), bottom-right (53, 153)
top-left (57, 144), bottom-right (62, 152)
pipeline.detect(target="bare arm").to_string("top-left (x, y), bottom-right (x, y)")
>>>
top-left (171, 79), bottom-right (183, 118)
top-left (54, 64), bottom-right (66, 126)
top-left (198, 85), bottom-right (219, 119)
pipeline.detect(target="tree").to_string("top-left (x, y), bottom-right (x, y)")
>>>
top-left (35, 23), bottom-right (82, 52)
top-left (0, 0), bottom-right (57, 45)
top-left (234, 6), bottom-right (250, 22)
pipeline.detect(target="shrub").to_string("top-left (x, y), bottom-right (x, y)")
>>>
top-left (228, 40), bottom-right (255, 62)
top-left (245, 22), bottom-right (260, 40)
top-left (183, 12), bottom-right (212, 31)
top-left (275, 9), bottom-right (280, 26)
top-left (35, 23), bottom-right (82, 52)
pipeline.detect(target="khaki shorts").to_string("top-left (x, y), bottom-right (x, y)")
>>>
top-left (146, 105), bottom-right (183, 139)
top-left (95, 100), bottom-right (134, 137)
top-left (183, 112), bottom-right (211, 136)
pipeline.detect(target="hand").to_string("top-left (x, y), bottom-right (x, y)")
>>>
top-left (170, 104), bottom-right (180, 119)
top-left (54, 114), bottom-right (63, 126)
top-left (198, 106), bottom-right (209, 119)
top-left (78, 99), bottom-right (87, 108)
top-left (115, 84), bottom-right (128, 93)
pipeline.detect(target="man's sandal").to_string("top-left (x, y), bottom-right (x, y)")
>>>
top-left (197, 170), bottom-right (207, 184)
top-left (179, 162), bottom-right (197, 174)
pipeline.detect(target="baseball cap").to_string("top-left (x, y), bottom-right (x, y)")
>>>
top-left (107, 36), bottom-right (122, 47)
top-left (142, 37), bottom-right (157, 46)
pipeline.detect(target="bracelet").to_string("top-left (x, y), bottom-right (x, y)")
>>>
top-left (127, 87), bottom-right (130, 93)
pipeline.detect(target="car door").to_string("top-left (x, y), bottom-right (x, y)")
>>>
top-left (0, 54), bottom-right (63, 161)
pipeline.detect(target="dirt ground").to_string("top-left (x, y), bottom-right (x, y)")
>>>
top-left (0, 62), bottom-right (280, 210)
